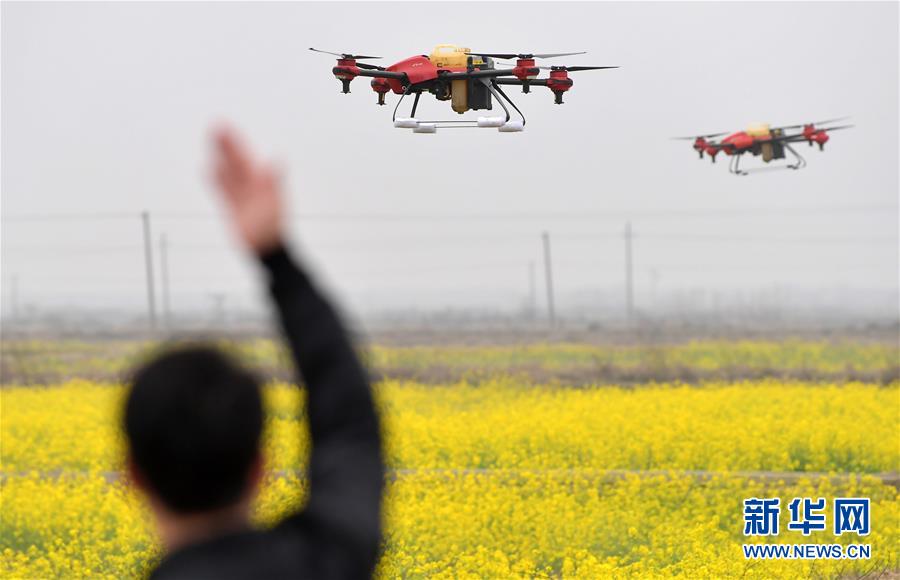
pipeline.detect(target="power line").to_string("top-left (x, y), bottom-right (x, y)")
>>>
top-left (0, 211), bottom-right (139, 222)
top-left (637, 234), bottom-right (896, 244)
top-left (159, 204), bottom-right (900, 220)
top-left (2, 203), bottom-right (895, 223)
top-left (3, 232), bottom-right (894, 253)
top-left (8, 260), bottom-right (891, 283)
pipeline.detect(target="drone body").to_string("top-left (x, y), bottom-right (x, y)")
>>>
top-left (677, 119), bottom-right (852, 175)
top-left (311, 45), bottom-right (618, 132)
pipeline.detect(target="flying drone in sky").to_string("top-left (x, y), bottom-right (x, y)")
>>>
top-left (675, 118), bottom-right (853, 175)
top-left (310, 45), bottom-right (618, 133)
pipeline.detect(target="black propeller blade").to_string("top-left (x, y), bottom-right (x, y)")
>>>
top-left (356, 62), bottom-right (386, 71)
top-left (818, 124), bottom-right (854, 132)
top-left (309, 47), bottom-right (382, 60)
top-left (470, 51), bottom-right (586, 60)
top-left (773, 116), bottom-right (850, 130)
top-left (539, 65), bottom-right (619, 72)
top-left (773, 124), bottom-right (855, 142)
top-left (672, 132), bottom-right (729, 141)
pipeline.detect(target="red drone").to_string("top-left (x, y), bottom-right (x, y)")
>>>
top-left (310, 45), bottom-right (618, 133)
top-left (675, 118), bottom-right (853, 175)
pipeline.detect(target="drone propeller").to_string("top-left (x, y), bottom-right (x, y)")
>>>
top-left (774, 116), bottom-right (850, 130)
top-left (672, 132), bottom-right (729, 141)
top-left (309, 47), bottom-right (382, 60)
top-left (470, 51), bottom-right (586, 60)
top-left (817, 124), bottom-right (854, 132)
top-left (356, 62), bottom-right (386, 71)
top-left (538, 65), bottom-right (619, 72)
top-left (775, 124), bottom-right (855, 142)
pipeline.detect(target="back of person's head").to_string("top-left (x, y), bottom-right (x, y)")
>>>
top-left (124, 345), bottom-right (263, 514)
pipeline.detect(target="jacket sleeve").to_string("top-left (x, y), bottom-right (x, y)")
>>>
top-left (260, 245), bottom-right (384, 574)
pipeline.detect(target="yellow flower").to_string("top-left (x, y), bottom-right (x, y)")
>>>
top-left (2, 354), bottom-right (898, 578)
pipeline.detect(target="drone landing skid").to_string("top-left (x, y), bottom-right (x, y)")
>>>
top-left (392, 80), bottom-right (527, 133)
top-left (728, 144), bottom-right (808, 176)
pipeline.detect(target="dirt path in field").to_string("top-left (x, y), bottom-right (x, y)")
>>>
top-left (367, 365), bottom-right (900, 387)
top-left (3, 363), bottom-right (898, 386)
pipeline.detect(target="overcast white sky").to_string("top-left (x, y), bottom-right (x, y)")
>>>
top-left (1, 1), bottom-right (897, 317)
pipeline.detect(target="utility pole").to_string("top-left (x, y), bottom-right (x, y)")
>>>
top-left (542, 231), bottom-right (556, 328)
top-left (210, 293), bottom-right (226, 328)
top-left (528, 260), bottom-right (536, 320)
top-left (624, 221), bottom-right (635, 323)
top-left (160, 233), bottom-right (171, 330)
top-left (141, 211), bottom-right (157, 331)
top-left (11, 275), bottom-right (19, 322)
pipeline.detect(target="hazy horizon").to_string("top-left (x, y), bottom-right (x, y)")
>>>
top-left (2, 2), bottom-right (898, 324)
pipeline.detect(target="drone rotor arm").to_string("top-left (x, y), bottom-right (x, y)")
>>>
top-left (707, 142), bottom-right (737, 151)
top-left (495, 78), bottom-right (548, 86)
top-left (439, 69), bottom-right (519, 80)
top-left (353, 69), bottom-right (408, 81)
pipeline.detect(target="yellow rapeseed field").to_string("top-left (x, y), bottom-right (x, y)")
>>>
top-left (2, 379), bottom-right (898, 577)
top-left (2, 339), bottom-right (897, 383)
top-left (3, 379), bottom-right (897, 474)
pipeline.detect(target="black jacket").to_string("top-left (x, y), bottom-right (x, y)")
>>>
top-left (151, 246), bottom-right (384, 579)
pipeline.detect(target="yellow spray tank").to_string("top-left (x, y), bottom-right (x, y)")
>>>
top-left (429, 44), bottom-right (485, 114)
top-left (746, 122), bottom-right (775, 162)
top-left (745, 122), bottom-right (771, 137)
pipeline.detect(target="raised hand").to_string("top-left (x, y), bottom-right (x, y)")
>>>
top-left (212, 126), bottom-right (285, 254)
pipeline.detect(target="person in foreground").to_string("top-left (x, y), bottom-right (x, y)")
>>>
top-left (124, 127), bottom-right (384, 579)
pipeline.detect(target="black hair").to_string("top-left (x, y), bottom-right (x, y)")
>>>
top-left (124, 345), bottom-right (264, 514)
